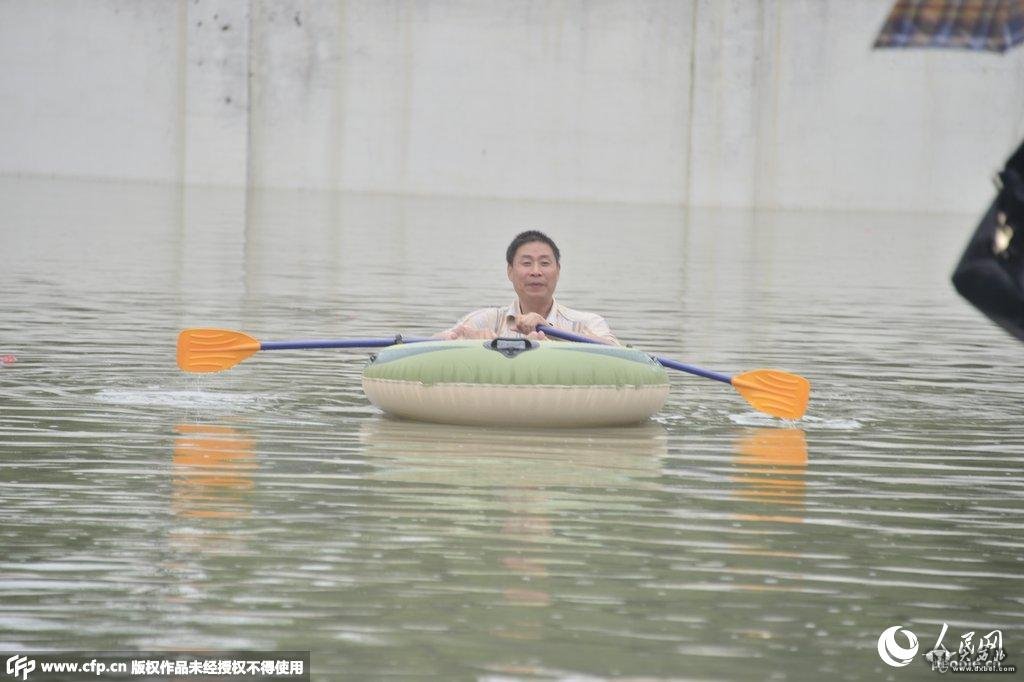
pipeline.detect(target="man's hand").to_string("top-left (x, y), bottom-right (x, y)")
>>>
top-left (516, 311), bottom-right (548, 335)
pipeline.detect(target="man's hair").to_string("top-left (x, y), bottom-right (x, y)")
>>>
top-left (506, 230), bottom-right (561, 265)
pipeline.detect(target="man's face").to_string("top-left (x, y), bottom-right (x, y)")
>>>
top-left (507, 241), bottom-right (560, 306)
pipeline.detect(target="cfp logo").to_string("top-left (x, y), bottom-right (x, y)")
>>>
top-left (5, 656), bottom-right (35, 681)
top-left (877, 625), bottom-right (920, 667)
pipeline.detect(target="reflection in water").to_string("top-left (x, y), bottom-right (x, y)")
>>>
top-left (731, 428), bottom-right (808, 525)
top-left (359, 418), bottom-right (668, 492)
top-left (360, 419), bottom-right (668, 643)
top-left (170, 423), bottom-right (258, 576)
top-left (496, 487), bottom-right (552, 642)
top-left (166, 424), bottom-right (258, 614)
top-left (172, 424), bottom-right (256, 520)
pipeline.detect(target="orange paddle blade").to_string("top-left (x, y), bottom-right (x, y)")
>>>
top-left (731, 370), bottom-right (810, 420)
top-left (177, 328), bottom-right (261, 373)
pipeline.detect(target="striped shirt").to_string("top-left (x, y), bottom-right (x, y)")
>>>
top-left (448, 299), bottom-right (619, 345)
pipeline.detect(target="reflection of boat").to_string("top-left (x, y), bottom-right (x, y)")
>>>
top-left (360, 418), bottom-right (667, 643)
top-left (172, 424), bottom-right (256, 520)
top-left (731, 428), bottom-right (808, 522)
top-left (358, 418), bottom-right (667, 491)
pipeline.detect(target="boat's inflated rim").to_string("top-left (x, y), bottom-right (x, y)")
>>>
top-left (362, 339), bottom-right (669, 427)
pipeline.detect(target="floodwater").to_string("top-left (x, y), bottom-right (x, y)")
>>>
top-left (1, 176), bottom-right (1022, 681)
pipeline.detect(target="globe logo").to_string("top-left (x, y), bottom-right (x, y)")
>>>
top-left (878, 625), bottom-right (919, 667)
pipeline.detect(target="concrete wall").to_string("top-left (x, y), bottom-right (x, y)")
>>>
top-left (1, 0), bottom-right (1023, 212)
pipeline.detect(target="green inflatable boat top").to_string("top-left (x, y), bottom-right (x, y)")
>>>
top-left (364, 339), bottom-right (669, 387)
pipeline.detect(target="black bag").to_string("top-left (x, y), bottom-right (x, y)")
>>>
top-left (951, 138), bottom-right (1024, 342)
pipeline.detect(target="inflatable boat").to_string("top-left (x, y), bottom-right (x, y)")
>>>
top-left (362, 338), bottom-right (669, 427)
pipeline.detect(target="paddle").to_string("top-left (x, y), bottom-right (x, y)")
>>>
top-left (177, 326), bottom-right (810, 420)
top-left (536, 324), bottom-right (810, 420)
top-left (176, 328), bottom-right (431, 373)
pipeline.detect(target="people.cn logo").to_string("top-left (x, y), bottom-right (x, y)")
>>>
top-left (5, 655), bottom-right (35, 681)
top-left (877, 625), bottom-right (920, 667)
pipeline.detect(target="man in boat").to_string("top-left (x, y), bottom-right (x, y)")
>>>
top-left (438, 230), bottom-right (619, 345)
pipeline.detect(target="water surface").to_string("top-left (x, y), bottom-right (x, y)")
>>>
top-left (1, 177), bottom-right (1022, 680)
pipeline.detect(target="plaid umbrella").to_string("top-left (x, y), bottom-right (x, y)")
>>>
top-left (875, 0), bottom-right (1024, 52)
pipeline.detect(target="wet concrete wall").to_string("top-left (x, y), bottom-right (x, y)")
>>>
top-left (1, 0), bottom-right (1022, 211)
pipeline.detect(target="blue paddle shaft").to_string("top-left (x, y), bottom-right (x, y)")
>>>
top-left (258, 328), bottom-right (734, 386)
top-left (654, 356), bottom-right (732, 385)
top-left (260, 336), bottom-right (431, 351)
top-left (536, 324), bottom-right (733, 385)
